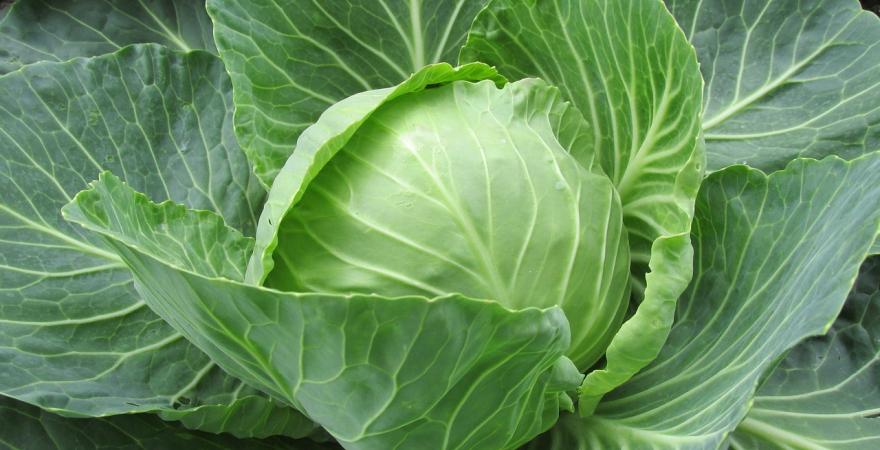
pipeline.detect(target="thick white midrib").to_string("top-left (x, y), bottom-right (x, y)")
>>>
top-left (0, 262), bottom-right (125, 278)
top-left (0, 204), bottom-right (121, 262)
top-left (0, 296), bottom-right (142, 327)
top-left (431, 0), bottom-right (467, 62)
top-left (136, 0), bottom-right (192, 52)
top-left (736, 416), bottom-right (829, 450)
top-left (409, 0), bottom-right (425, 70)
top-left (750, 405), bottom-right (880, 419)
top-left (704, 78), bottom-right (880, 141)
top-left (701, 18), bottom-right (855, 131)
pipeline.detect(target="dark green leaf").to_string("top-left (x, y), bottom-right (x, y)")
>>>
top-left (461, 0), bottom-right (704, 410)
top-left (730, 256), bottom-right (880, 449)
top-left (0, 0), bottom-right (216, 74)
top-left (666, 0), bottom-right (880, 172)
top-left (528, 154), bottom-right (880, 448)
top-left (207, 0), bottom-right (492, 185)
top-left (0, 394), bottom-right (325, 450)
top-left (0, 44), bottom-right (311, 438)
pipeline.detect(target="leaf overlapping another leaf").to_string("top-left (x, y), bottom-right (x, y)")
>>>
top-left (461, 0), bottom-right (704, 411)
top-left (207, 0), bottom-right (492, 185)
top-left (529, 154), bottom-right (880, 449)
top-left (0, 0), bottom-right (216, 75)
top-left (63, 172), bottom-right (582, 450)
top-left (0, 394), bottom-right (324, 450)
top-left (666, 0), bottom-right (880, 172)
top-left (730, 256), bottom-right (880, 449)
top-left (0, 43), bottom-right (312, 438)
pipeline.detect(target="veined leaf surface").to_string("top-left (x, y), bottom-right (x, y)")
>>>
top-left (0, 44), bottom-right (311, 438)
top-left (730, 256), bottom-right (880, 449)
top-left (0, 0), bottom-right (216, 74)
top-left (63, 172), bottom-right (583, 450)
top-left (666, 0), bottom-right (880, 172)
top-left (207, 0), bottom-right (491, 185)
top-left (461, 0), bottom-right (704, 410)
top-left (527, 154), bottom-right (880, 448)
top-left (252, 70), bottom-right (627, 371)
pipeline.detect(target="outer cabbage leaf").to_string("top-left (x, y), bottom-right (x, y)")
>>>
top-left (527, 154), bottom-right (880, 449)
top-left (729, 256), bottom-right (880, 449)
top-left (0, 44), bottom-right (312, 438)
top-left (63, 172), bottom-right (582, 450)
top-left (0, 394), bottom-right (325, 450)
top-left (251, 72), bottom-right (627, 370)
top-left (207, 0), bottom-right (492, 185)
top-left (461, 0), bottom-right (704, 412)
top-left (0, 0), bottom-right (216, 75)
top-left (665, 0), bottom-right (880, 172)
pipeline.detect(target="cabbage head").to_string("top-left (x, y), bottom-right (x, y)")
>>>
top-left (252, 75), bottom-right (630, 370)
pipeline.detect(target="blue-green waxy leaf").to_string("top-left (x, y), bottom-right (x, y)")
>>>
top-left (527, 154), bottom-right (880, 449)
top-left (665, 0), bottom-right (880, 172)
top-left (0, 43), bottom-right (312, 438)
top-left (252, 73), bottom-right (628, 371)
top-left (207, 0), bottom-right (492, 186)
top-left (0, 0), bottom-right (216, 75)
top-left (730, 255), bottom-right (880, 450)
top-left (667, 0), bottom-right (880, 272)
top-left (460, 0), bottom-right (704, 412)
top-left (0, 394), bottom-right (326, 450)
top-left (63, 172), bottom-right (583, 450)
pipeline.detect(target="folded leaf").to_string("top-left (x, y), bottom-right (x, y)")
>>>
top-left (730, 255), bottom-right (880, 449)
top-left (207, 0), bottom-right (492, 185)
top-left (461, 0), bottom-right (704, 410)
top-left (0, 0), bottom-right (216, 74)
top-left (0, 43), bottom-right (311, 438)
top-left (0, 394), bottom-right (324, 450)
top-left (527, 154), bottom-right (880, 448)
top-left (250, 71), bottom-right (625, 370)
top-left (666, 0), bottom-right (880, 172)
top-left (64, 172), bottom-right (583, 450)
top-left (247, 62), bottom-right (505, 284)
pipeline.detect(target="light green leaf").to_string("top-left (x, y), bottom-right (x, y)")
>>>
top-left (0, 0), bottom-right (216, 74)
top-left (64, 172), bottom-right (582, 450)
top-left (666, 0), bottom-right (880, 172)
top-left (729, 255), bottom-right (880, 450)
top-left (0, 394), bottom-right (325, 450)
top-left (207, 0), bottom-right (492, 186)
top-left (528, 154), bottom-right (880, 449)
top-left (249, 67), bottom-right (625, 370)
top-left (461, 0), bottom-right (704, 411)
top-left (0, 43), bottom-right (312, 438)
top-left (247, 62), bottom-right (505, 284)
